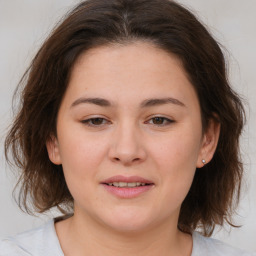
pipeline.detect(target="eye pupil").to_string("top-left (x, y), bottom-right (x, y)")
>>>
top-left (153, 117), bottom-right (164, 124)
top-left (92, 118), bottom-right (103, 125)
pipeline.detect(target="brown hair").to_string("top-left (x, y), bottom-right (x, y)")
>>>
top-left (5, 0), bottom-right (245, 236)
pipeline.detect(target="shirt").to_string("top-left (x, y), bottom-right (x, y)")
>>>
top-left (1, 219), bottom-right (255, 255)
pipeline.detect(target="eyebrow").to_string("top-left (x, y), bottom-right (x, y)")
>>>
top-left (71, 97), bottom-right (112, 108)
top-left (70, 97), bottom-right (185, 108)
top-left (140, 98), bottom-right (185, 108)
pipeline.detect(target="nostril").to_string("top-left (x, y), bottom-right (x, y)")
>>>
top-left (113, 157), bottom-right (141, 163)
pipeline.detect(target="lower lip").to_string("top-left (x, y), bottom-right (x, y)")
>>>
top-left (101, 184), bottom-right (153, 198)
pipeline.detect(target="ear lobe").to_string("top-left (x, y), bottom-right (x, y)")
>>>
top-left (197, 117), bottom-right (220, 168)
top-left (46, 135), bottom-right (62, 165)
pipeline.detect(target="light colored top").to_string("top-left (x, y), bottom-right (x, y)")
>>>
top-left (0, 219), bottom-right (255, 256)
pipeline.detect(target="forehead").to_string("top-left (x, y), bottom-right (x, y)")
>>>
top-left (74, 41), bottom-right (184, 77)
top-left (65, 41), bottom-right (198, 109)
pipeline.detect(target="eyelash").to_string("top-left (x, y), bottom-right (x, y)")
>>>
top-left (81, 117), bottom-right (110, 127)
top-left (81, 116), bottom-right (174, 127)
top-left (146, 116), bottom-right (174, 126)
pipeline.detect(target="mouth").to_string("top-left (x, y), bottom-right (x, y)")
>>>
top-left (101, 175), bottom-right (154, 187)
top-left (105, 182), bottom-right (151, 188)
top-left (101, 175), bottom-right (154, 198)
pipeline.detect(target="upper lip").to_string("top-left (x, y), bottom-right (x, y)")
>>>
top-left (101, 175), bottom-right (154, 184)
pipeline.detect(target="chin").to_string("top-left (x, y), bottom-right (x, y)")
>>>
top-left (98, 207), bottom-right (156, 233)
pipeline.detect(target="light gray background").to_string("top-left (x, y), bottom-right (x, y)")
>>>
top-left (0, 0), bottom-right (255, 252)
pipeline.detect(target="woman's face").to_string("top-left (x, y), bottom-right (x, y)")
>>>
top-left (47, 42), bottom-right (218, 232)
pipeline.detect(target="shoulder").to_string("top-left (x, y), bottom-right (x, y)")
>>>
top-left (0, 219), bottom-right (63, 256)
top-left (192, 231), bottom-right (256, 256)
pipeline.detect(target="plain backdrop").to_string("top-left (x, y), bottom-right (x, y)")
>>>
top-left (0, 0), bottom-right (255, 252)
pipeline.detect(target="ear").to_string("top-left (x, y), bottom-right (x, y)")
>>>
top-left (197, 117), bottom-right (220, 168)
top-left (46, 135), bottom-right (62, 165)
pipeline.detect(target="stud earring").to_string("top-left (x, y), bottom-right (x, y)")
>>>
top-left (202, 159), bottom-right (206, 165)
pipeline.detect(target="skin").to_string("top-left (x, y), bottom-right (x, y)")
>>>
top-left (47, 41), bottom-right (220, 256)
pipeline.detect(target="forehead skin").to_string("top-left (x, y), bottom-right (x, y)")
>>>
top-left (63, 41), bottom-right (200, 120)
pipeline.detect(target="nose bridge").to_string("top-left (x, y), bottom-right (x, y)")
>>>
top-left (109, 119), bottom-right (146, 165)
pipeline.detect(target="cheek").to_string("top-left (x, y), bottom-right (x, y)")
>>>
top-left (149, 128), bottom-right (202, 191)
top-left (57, 134), bottom-right (110, 206)
top-left (57, 131), bottom-right (109, 192)
top-left (59, 129), bottom-right (107, 166)
top-left (152, 129), bottom-right (201, 168)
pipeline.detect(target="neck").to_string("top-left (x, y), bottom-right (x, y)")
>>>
top-left (55, 212), bottom-right (192, 256)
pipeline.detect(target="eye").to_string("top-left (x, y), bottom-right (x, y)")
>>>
top-left (147, 116), bottom-right (174, 126)
top-left (81, 117), bottom-right (110, 127)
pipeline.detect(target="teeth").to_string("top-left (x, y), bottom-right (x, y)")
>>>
top-left (107, 182), bottom-right (147, 187)
top-left (128, 182), bottom-right (136, 187)
top-left (119, 182), bottom-right (127, 187)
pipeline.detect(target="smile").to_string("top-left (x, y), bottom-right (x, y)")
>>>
top-left (106, 182), bottom-right (147, 187)
top-left (101, 175), bottom-right (154, 198)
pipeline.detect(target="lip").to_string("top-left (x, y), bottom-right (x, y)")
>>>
top-left (101, 175), bottom-right (154, 184)
top-left (100, 175), bottom-right (154, 199)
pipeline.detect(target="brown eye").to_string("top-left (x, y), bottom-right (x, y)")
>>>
top-left (81, 118), bottom-right (109, 126)
top-left (152, 117), bottom-right (165, 125)
top-left (147, 116), bottom-right (174, 126)
top-left (90, 118), bottom-right (104, 125)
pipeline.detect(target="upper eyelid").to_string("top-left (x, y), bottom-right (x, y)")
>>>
top-left (80, 115), bottom-right (175, 125)
top-left (146, 116), bottom-right (174, 124)
top-left (150, 115), bottom-right (173, 119)
top-left (83, 117), bottom-right (109, 121)
top-left (81, 115), bottom-right (109, 121)
top-left (81, 115), bottom-right (174, 121)
top-left (146, 115), bottom-right (174, 121)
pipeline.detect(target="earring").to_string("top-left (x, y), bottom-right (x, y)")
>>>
top-left (202, 159), bottom-right (206, 165)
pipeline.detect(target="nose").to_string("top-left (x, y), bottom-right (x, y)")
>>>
top-left (108, 122), bottom-right (147, 166)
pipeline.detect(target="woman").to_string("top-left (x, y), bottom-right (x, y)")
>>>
top-left (1, 0), bottom-right (254, 255)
